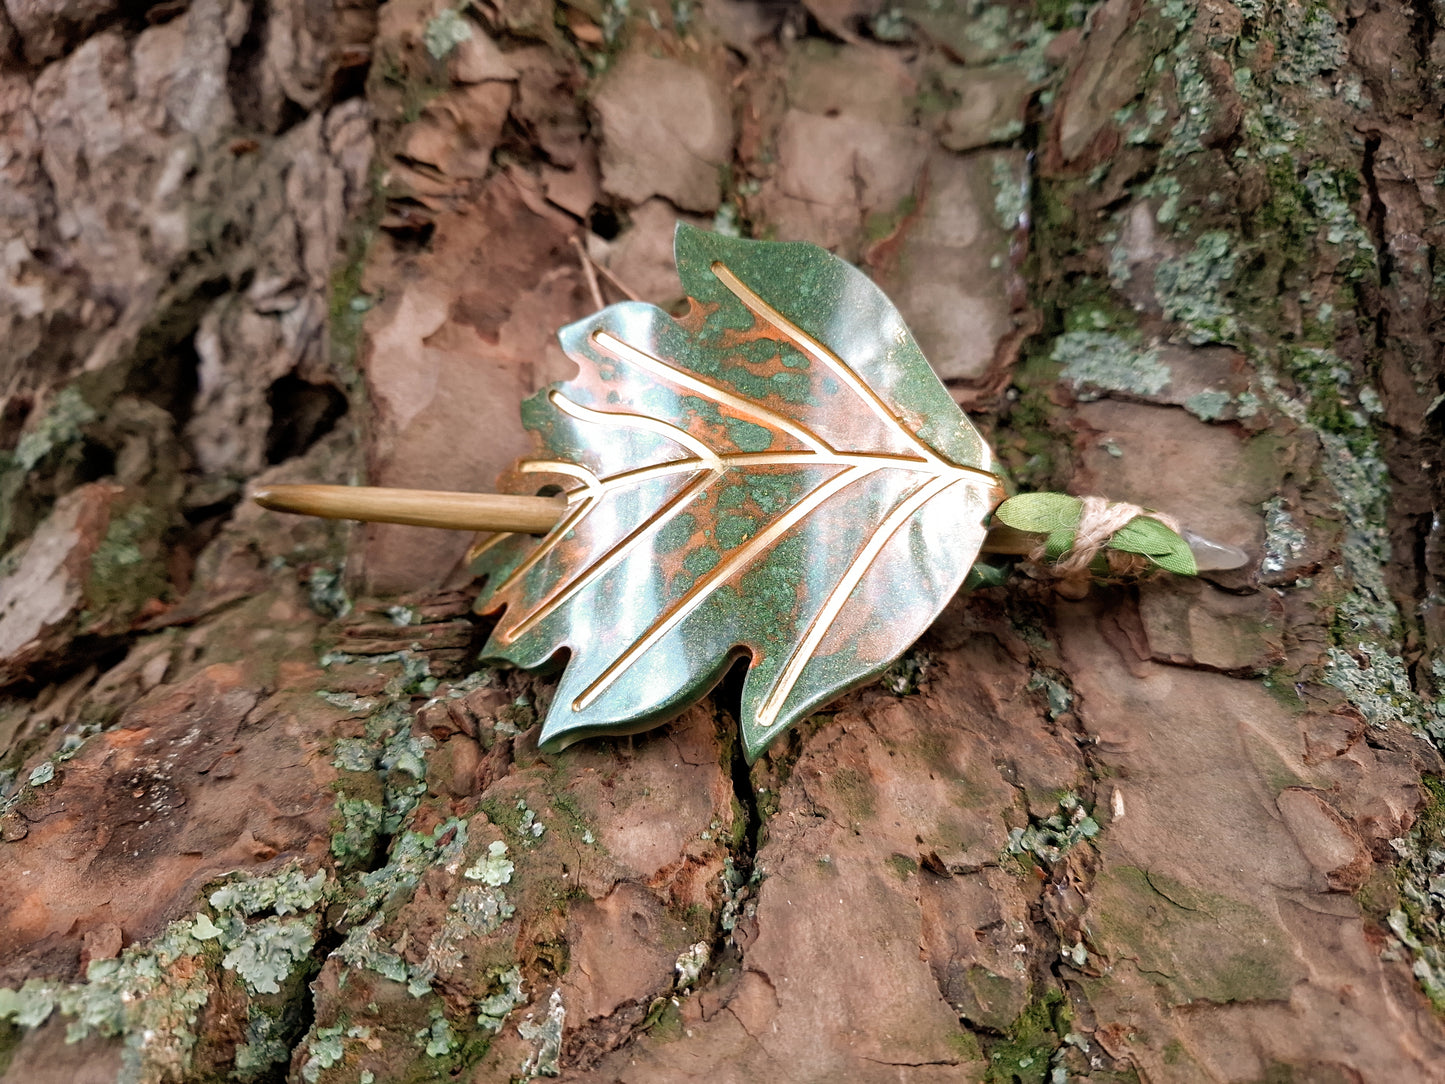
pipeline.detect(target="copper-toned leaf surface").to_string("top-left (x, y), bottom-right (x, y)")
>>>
top-left (473, 225), bottom-right (1003, 760)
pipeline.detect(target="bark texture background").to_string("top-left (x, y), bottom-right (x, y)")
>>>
top-left (2, 0), bottom-right (1445, 1081)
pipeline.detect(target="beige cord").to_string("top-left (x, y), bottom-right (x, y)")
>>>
top-left (1033, 497), bottom-right (1182, 575)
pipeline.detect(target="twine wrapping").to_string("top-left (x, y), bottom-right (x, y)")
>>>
top-left (1031, 496), bottom-right (1182, 576)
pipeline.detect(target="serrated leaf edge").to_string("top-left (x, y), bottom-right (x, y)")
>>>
top-left (478, 254), bottom-right (1003, 748)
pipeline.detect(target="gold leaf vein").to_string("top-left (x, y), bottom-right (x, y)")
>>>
top-left (590, 330), bottom-right (831, 455)
top-left (572, 465), bottom-right (868, 711)
top-left (709, 260), bottom-right (956, 469)
top-left (755, 473), bottom-right (981, 733)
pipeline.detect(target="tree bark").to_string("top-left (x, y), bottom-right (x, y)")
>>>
top-left (2, 1), bottom-right (1444, 1082)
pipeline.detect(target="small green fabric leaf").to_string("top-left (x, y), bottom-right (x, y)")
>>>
top-left (1145, 544), bottom-right (1198, 576)
top-left (964, 563), bottom-right (1009, 590)
top-left (1109, 517), bottom-right (1197, 575)
top-left (994, 493), bottom-right (1083, 534)
top-left (1044, 528), bottom-right (1076, 562)
top-left (1110, 516), bottom-right (1181, 556)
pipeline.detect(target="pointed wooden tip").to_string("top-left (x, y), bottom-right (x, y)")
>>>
top-left (250, 484), bottom-right (566, 534)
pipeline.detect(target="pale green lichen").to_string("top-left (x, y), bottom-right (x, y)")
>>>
top-left (86, 504), bottom-right (168, 616)
top-left (1260, 497), bottom-right (1308, 575)
top-left (307, 565), bottom-right (351, 619)
top-left (712, 203), bottom-right (742, 238)
top-left (1183, 389), bottom-right (1232, 421)
top-left (1303, 168), bottom-right (1377, 275)
top-left (423, 8), bottom-right (472, 59)
top-left (318, 690), bottom-right (376, 712)
top-left (381, 731), bottom-right (431, 785)
top-left (332, 737), bottom-right (375, 773)
top-left (220, 916), bottom-right (318, 996)
top-left (345, 818), bottom-right (469, 923)
top-left (1386, 780), bottom-right (1445, 1009)
top-left (1026, 673), bottom-right (1072, 719)
top-left (414, 882), bottom-right (516, 988)
top-left (1154, 231), bottom-right (1238, 344)
top-left (416, 1009), bottom-right (457, 1057)
top-left (331, 797), bottom-right (384, 865)
top-left (233, 1012), bottom-right (292, 1080)
top-left (1006, 792), bottom-right (1099, 865)
top-left (207, 866), bottom-right (328, 996)
top-left (380, 730), bottom-right (433, 834)
top-left (515, 798), bottom-right (547, 842)
top-left (674, 943), bottom-right (709, 989)
top-left (0, 919), bottom-right (211, 1083)
top-left (9, 387), bottom-right (97, 472)
top-left (1166, 50), bottom-right (1214, 157)
top-left (335, 912), bottom-right (411, 986)
top-left (518, 990), bottom-right (565, 1078)
top-left (992, 156), bottom-right (1028, 232)
top-left (335, 819), bottom-right (486, 997)
top-left (1317, 431), bottom-right (1393, 635)
top-left (476, 966), bottom-right (526, 1032)
top-left (1323, 645), bottom-right (1432, 736)
top-left (1273, 4), bottom-right (1347, 86)
top-left (300, 1025), bottom-right (345, 1083)
top-left (881, 648), bottom-right (932, 696)
top-left (464, 840), bottom-right (515, 886)
top-left (209, 867), bottom-right (326, 917)
top-left (1145, 175), bottom-right (1183, 224)
top-left (1052, 332), bottom-right (1171, 400)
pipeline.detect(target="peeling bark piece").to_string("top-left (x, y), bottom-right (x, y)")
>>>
top-left (508, 45), bottom-right (589, 168)
top-left (402, 81), bottom-right (513, 181)
top-left (451, 25), bottom-right (518, 83)
top-left (563, 704), bottom-right (734, 903)
top-left (871, 149), bottom-right (1020, 383)
top-left (757, 109), bottom-right (929, 257)
top-left (562, 882), bottom-right (689, 1023)
top-left (1276, 788), bottom-right (1370, 891)
top-left (1136, 577), bottom-right (1285, 672)
top-left (0, 482), bottom-right (169, 686)
top-left (540, 145), bottom-right (601, 219)
top-left (1061, 603), bottom-right (1445, 1079)
top-left (594, 50), bottom-right (734, 212)
top-left (585, 198), bottom-right (708, 305)
top-left (800, 0), bottom-right (881, 42)
top-left (937, 65), bottom-right (1034, 153)
top-left (3, 0), bottom-right (120, 64)
top-left (357, 172), bottom-right (585, 592)
top-left (751, 41), bottom-right (928, 259)
top-left (784, 40), bottom-right (914, 124)
top-left (0, 483), bottom-right (118, 665)
top-left (896, 0), bottom-right (1042, 65)
top-left (1086, 863), bottom-right (1303, 1005)
top-left (1049, 0), bottom-right (1150, 167)
top-left (0, 657), bottom-right (344, 986)
top-left (1075, 400), bottom-right (1267, 562)
top-left (919, 867), bottom-right (1033, 1030)
top-left (186, 102), bottom-right (374, 479)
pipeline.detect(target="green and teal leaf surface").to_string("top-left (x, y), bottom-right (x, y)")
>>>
top-left (471, 225), bottom-right (1003, 761)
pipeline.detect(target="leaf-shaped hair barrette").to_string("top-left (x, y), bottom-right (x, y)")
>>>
top-left (255, 225), bottom-right (1247, 761)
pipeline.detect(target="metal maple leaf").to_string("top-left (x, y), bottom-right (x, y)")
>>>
top-left (471, 225), bottom-right (1004, 761)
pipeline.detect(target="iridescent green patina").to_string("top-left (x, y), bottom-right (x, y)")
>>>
top-left (472, 225), bottom-right (1004, 761)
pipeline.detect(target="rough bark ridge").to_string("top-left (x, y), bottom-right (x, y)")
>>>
top-left (2, 0), bottom-right (1445, 1082)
